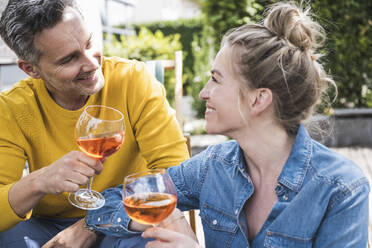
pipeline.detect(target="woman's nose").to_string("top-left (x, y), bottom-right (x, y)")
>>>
top-left (199, 82), bottom-right (210, 100)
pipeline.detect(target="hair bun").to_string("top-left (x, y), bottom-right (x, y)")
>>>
top-left (263, 2), bottom-right (324, 51)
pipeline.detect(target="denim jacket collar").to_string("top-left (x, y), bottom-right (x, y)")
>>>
top-left (277, 124), bottom-right (312, 192)
top-left (232, 146), bottom-right (250, 180)
top-left (231, 124), bottom-right (312, 192)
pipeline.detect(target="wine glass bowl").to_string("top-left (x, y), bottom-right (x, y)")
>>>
top-left (69, 105), bottom-right (125, 210)
top-left (75, 106), bottom-right (124, 159)
top-left (123, 169), bottom-right (177, 225)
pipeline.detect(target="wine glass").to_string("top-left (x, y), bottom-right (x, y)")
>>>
top-left (68, 105), bottom-right (125, 210)
top-left (123, 169), bottom-right (177, 225)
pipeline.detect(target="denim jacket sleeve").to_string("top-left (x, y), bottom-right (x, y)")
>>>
top-left (168, 150), bottom-right (208, 211)
top-left (313, 179), bottom-right (370, 247)
top-left (85, 149), bottom-right (209, 237)
top-left (85, 185), bottom-right (142, 238)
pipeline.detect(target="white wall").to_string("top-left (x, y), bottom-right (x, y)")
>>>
top-left (113, 0), bottom-right (200, 25)
top-left (0, 0), bottom-right (17, 64)
top-left (78, 0), bottom-right (103, 52)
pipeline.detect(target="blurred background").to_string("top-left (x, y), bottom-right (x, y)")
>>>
top-left (1, 0), bottom-right (371, 125)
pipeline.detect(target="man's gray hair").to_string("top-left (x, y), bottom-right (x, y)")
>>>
top-left (0, 0), bottom-right (80, 65)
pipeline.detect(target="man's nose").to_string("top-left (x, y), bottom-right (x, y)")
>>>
top-left (82, 50), bottom-right (101, 71)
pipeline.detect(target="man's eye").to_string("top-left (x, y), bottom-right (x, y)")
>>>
top-left (86, 41), bottom-right (92, 49)
top-left (60, 55), bottom-right (75, 64)
top-left (211, 76), bottom-right (218, 83)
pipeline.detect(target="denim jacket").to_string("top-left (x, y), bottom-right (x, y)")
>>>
top-left (86, 125), bottom-right (369, 247)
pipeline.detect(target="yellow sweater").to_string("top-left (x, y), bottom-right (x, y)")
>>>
top-left (0, 57), bottom-right (189, 231)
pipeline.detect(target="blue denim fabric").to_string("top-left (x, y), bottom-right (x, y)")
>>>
top-left (0, 216), bottom-right (144, 248)
top-left (86, 125), bottom-right (370, 247)
top-left (0, 217), bottom-right (80, 248)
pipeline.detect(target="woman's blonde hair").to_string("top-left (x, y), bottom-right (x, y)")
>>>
top-left (222, 1), bottom-right (335, 135)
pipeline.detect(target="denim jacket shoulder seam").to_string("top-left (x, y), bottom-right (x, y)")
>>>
top-left (307, 165), bottom-right (369, 209)
top-left (329, 177), bottom-right (369, 209)
top-left (208, 141), bottom-right (241, 166)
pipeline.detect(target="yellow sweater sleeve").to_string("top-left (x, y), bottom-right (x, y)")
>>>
top-left (126, 61), bottom-right (189, 168)
top-left (0, 97), bottom-right (31, 231)
top-left (0, 184), bottom-right (32, 231)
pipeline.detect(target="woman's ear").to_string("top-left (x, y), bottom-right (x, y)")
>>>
top-left (18, 60), bottom-right (41, 79)
top-left (250, 88), bottom-right (273, 116)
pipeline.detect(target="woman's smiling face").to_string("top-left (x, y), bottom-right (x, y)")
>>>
top-left (199, 45), bottom-right (249, 136)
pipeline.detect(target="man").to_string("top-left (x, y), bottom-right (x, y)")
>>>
top-left (0, 0), bottom-right (189, 247)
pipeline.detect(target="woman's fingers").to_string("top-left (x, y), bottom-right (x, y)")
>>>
top-left (142, 227), bottom-right (175, 241)
top-left (145, 240), bottom-right (172, 248)
top-left (142, 227), bottom-right (200, 248)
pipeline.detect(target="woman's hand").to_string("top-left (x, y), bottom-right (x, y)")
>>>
top-left (142, 208), bottom-right (199, 248)
top-left (142, 227), bottom-right (200, 248)
top-left (42, 218), bottom-right (97, 248)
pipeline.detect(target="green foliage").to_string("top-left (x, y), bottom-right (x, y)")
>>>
top-left (310, 0), bottom-right (372, 109)
top-left (104, 27), bottom-right (181, 60)
top-left (365, 87), bottom-right (372, 108)
top-left (198, 0), bottom-right (263, 53)
top-left (256, 0), bottom-right (372, 110)
top-left (190, 32), bottom-right (212, 117)
top-left (190, 0), bottom-right (263, 117)
top-left (192, 0), bottom-right (372, 116)
top-left (104, 0), bottom-right (371, 117)
top-left (103, 27), bottom-right (182, 106)
top-left (132, 18), bottom-right (203, 90)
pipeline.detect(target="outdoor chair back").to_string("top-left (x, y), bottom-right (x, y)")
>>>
top-left (145, 51), bottom-right (197, 234)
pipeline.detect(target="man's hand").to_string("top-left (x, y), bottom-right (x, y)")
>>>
top-left (35, 151), bottom-right (103, 194)
top-left (42, 218), bottom-right (97, 248)
top-left (8, 151), bottom-right (103, 218)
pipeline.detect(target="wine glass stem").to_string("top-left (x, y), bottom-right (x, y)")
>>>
top-left (87, 176), bottom-right (94, 191)
top-left (86, 158), bottom-right (102, 192)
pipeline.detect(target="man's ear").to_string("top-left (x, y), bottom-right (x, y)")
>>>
top-left (250, 88), bottom-right (273, 116)
top-left (18, 60), bottom-right (41, 79)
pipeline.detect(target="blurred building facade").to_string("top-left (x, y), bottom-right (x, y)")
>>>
top-left (0, 0), bottom-right (200, 91)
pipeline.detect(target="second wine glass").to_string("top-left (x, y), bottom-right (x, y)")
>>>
top-left (123, 169), bottom-right (177, 225)
top-left (68, 105), bottom-right (125, 210)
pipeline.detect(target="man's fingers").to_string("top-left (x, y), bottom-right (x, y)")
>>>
top-left (61, 179), bottom-right (81, 193)
top-left (72, 162), bottom-right (96, 178)
top-left (77, 153), bottom-right (103, 174)
top-left (62, 169), bottom-right (89, 185)
top-left (94, 160), bottom-right (103, 174)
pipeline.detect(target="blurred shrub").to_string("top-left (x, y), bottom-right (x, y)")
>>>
top-left (190, 0), bottom-right (263, 117)
top-left (103, 27), bottom-right (182, 106)
top-left (192, 0), bottom-right (372, 116)
top-left (133, 18), bottom-right (203, 92)
top-left (115, 19), bottom-right (203, 108)
top-left (310, 0), bottom-right (372, 109)
top-left (106, 0), bottom-right (371, 117)
top-left (256, 0), bottom-right (372, 110)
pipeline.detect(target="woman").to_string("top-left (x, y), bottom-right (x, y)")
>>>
top-left (84, 2), bottom-right (369, 247)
